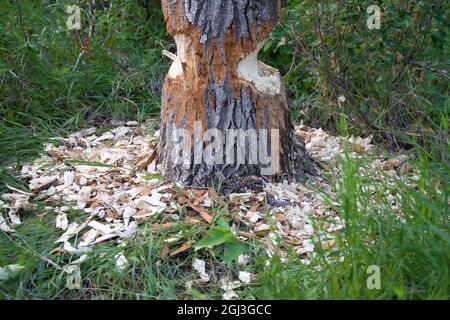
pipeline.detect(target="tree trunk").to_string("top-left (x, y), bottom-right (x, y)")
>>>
top-left (157, 0), bottom-right (317, 192)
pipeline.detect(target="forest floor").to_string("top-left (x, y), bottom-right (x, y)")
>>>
top-left (0, 120), bottom-right (448, 300)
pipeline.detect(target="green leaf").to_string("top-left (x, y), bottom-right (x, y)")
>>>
top-left (224, 241), bottom-right (245, 265)
top-left (194, 217), bottom-right (235, 250)
top-left (195, 217), bottom-right (246, 265)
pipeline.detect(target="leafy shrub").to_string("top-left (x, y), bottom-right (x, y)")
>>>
top-left (262, 0), bottom-right (449, 155)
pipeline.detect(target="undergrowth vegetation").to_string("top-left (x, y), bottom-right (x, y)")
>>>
top-left (0, 1), bottom-right (449, 299)
top-left (0, 0), bottom-right (170, 167)
top-left (264, 0), bottom-right (449, 155)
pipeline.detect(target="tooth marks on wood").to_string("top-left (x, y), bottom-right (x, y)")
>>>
top-left (158, 0), bottom-right (318, 191)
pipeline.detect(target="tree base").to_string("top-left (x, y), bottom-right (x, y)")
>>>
top-left (157, 131), bottom-right (319, 195)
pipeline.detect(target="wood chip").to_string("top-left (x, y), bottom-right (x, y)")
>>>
top-left (188, 204), bottom-right (213, 224)
top-left (169, 240), bottom-right (195, 257)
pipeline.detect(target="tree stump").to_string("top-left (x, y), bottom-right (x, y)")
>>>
top-left (157, 0), bottom-right (317, 192)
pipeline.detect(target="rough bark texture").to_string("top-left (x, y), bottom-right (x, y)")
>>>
top-left (158, 0), bottom-right (317, 193)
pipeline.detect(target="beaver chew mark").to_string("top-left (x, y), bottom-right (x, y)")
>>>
top-left (167, 35), bottom-right (188, 79)
top-left (158, 0), bottom-right (319, 191)
top-left (237, 40), bottom-right (281, 96)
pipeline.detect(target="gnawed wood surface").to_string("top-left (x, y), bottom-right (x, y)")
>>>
top-left (158, 0), bottom-right (317, 192)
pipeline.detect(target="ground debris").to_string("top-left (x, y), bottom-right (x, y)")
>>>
top-left (0, 121), bottom-right (415, 290)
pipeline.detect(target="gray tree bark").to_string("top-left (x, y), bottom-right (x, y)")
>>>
top-left (157, 0), bottom-right (317, 193)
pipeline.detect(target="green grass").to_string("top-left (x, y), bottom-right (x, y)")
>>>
top-left (0, 217), bottom-right (190, 299)
top-left (1, 145), bottom-right (448, 299)
top-left (0, 194), bottom-right (262, 299)
top-left (0, 0), bottom-right (170, 168)
top-left (257, 147), bottom-right (449, 300)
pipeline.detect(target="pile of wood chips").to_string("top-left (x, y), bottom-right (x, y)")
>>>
top-left (1, 121), bottom-right (413, 297)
